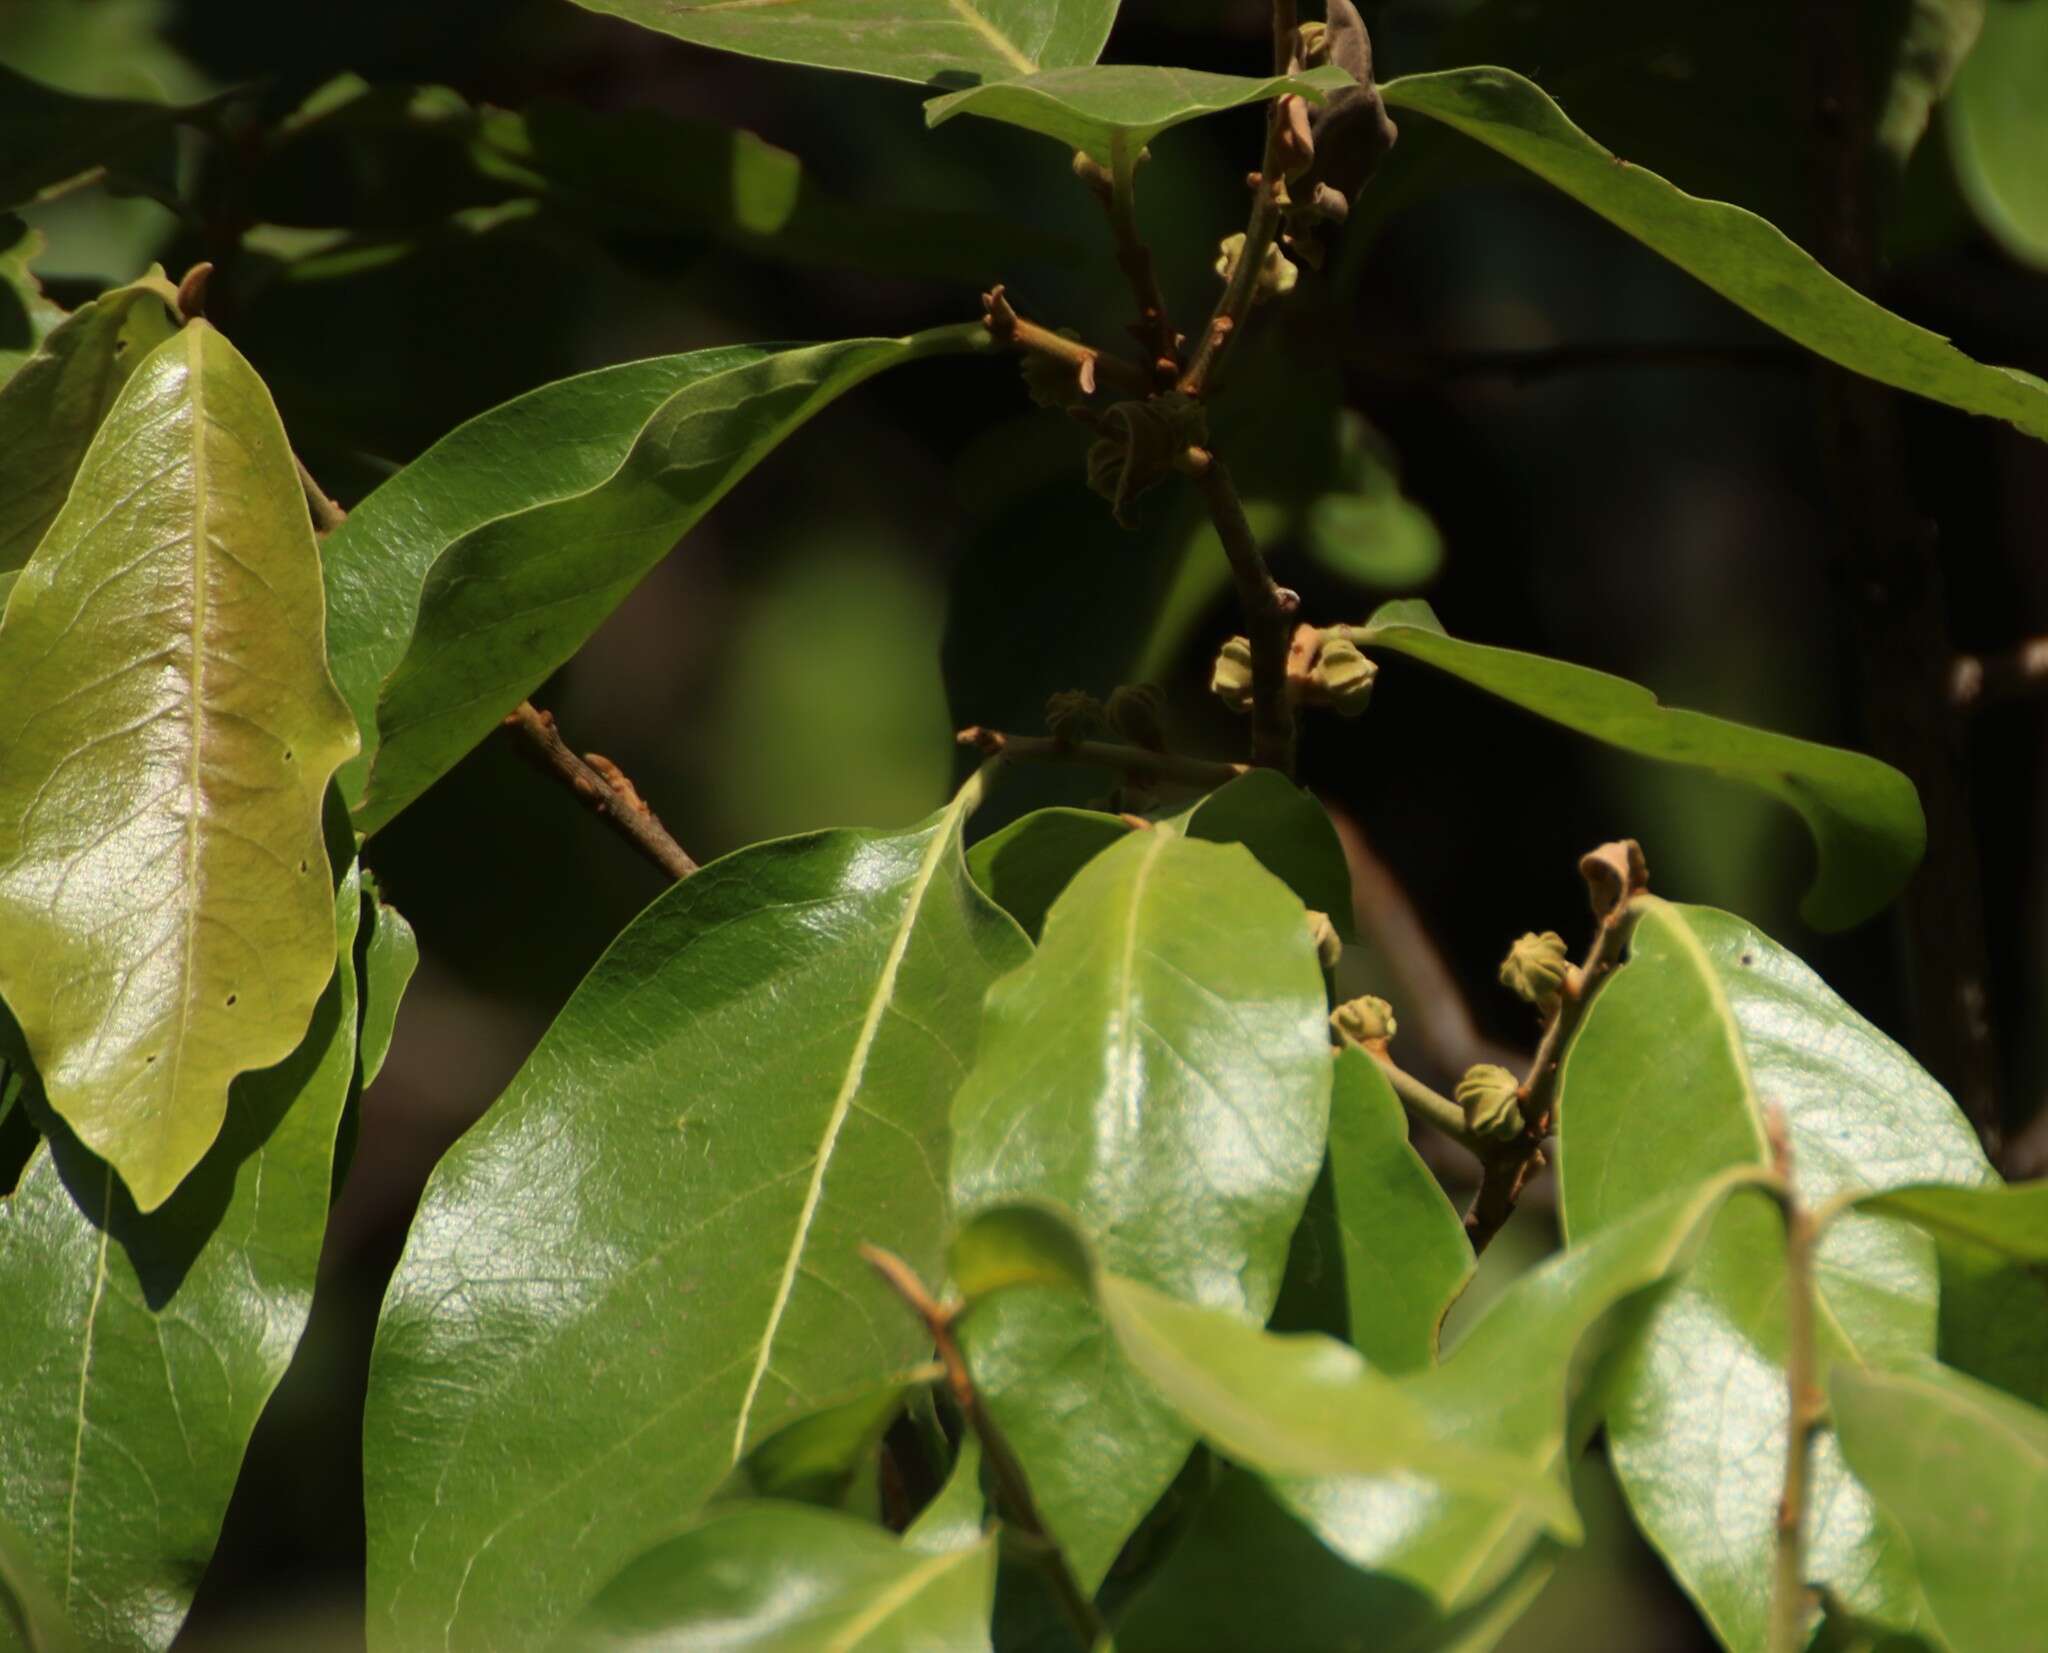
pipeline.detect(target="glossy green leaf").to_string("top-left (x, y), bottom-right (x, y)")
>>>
top-left (562, 1503), bottom-right (997, 1653)
top-left (0, 63), bottom-right (207, 210)
top-left (721, 1379), bottom-right (915, 1511)
top-left (564, 0), bottom-right (1118, 88)
top-left (0, 267), bottom-right (178, 572)
top-left (354, 875), bottom-right (417, 1093)
top-left (1325, 1049), bottom-right (1472, 1374)
top-left (1349, 599), bottom-right (1922, 930)
top-left (1376, 66), bottom-right (2048, 444)
top-left (904, 1436), bottom-right (985, 1556)
top-left (950, 1203), bottom-right (1570, 1527)
top-left (1847, 1178), bottom-right (2048, 1259)
top-left (1832, 1361), bottom-right (2048, 1653)
top-left (966, 807), bottom-right (1129, 940)
top-left (331, 327), bottom-right (985, 832)
top-left (0, 1511), bottom-right (81, 1653)
top-left (1948, 0), bottom-right (2048, 269)
top-left (926, 64), bottom-right (1355, 164)
top-left (948, 830), bottom-right (1331, 1588)
top-left (1115, 1469), bottom-right (1553, 1653)
top-left (363, 779), bottom-right (1029, 1653)
top-left (0, 320), bottom-right (359, 1211)
top-left (0, 218), bottom-right (64, 390)
top-left (1556, 898), bottom-right (1995, 1649)
top-left (1274, 1169), bottom-right (1771, 1611)
top-left (1182, 770), bottom-right (1354, 939)
top-left (0, 851), bottom-right (360, 1652)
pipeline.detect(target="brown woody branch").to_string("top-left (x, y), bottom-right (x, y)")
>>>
top-left (1765, 1113), bottom-right (1823, 1653)
top-left (502, 702), bottom-right (698, 883)
top-left (862, 1246), bottom-right (1107, 1651)
top-left (956, 725), bottom-right (1250, 790)
top-left (980, 284), bottom-right (1151, 400)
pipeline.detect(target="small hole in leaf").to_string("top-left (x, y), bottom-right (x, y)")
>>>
top-left (225, 993), bottom-right (237, 1007)
top-left (1739, 952), bottom-right (1756, 967)
top-left (299, 859), bottom-right (310, 874)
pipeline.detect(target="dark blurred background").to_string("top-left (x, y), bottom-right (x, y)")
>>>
top-left (5, 0), bottom-right (2043, 1645)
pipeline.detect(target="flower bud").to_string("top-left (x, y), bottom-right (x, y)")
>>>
top-left (1311, 637), bottom-right (1376, 716)
top-left (1579, 839), bottom-right (1649, 920)
top-left (1305, 910), bottom-right (1343, 973)
top-left (1213, 233), bottom-right (1299, 304)
top-left (1330, 994), bottom-right (1396, 1046)
top-left (1044, 689), bottom-right (1104, 743)
top-left (1456, 1064), bottom-right (1525, 1140)
top-left (1499, 930), bottom-right (1572, 1007)
top-left (1297, 20), bottom-right (1329, 65)
top-left (1105, 682), bottom-right (1168, 751)
top-left (1211, 635), bottom-right (1255, 714)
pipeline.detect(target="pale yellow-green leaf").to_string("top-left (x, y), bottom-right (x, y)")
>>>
top-left (0, 320), bottom-right (358, 1211)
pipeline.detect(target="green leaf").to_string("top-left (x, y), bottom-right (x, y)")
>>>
top-left (0, 218), bottom-right (64, 390)
top-left (562, 1503), bottom-right (997, 1652)
top-left (1115, 1469), bottom-right (1554, 1653)
top-left (720, 1379), bottom-right (915, 1511)
top-left (1832, 1362), bottom-right (2048, 1653)
top-left (967, 807), bottom-right (1130, 940)
top-left (1182, 769), bottom-right (1355, 938)
top-left (1376, 66), bottom-right (2048, 444)
top-left (354, 876), bottom-right (417, 1093)
top-left (1272, 1168), bottom-right (1771, 1612)
top-left (1555, 898), bottom-right (1995, 1648)
top-left (564, 0), bottom-right (1118, 88)
top-left (905, 1436), bottom-right (985, 1555)
top-left (0, 63), bottom-right (211, 211)
top-left (0, 266), bottom-right (178, 573)
top-left (926, 64), bottom-right (1355, 164)
top-left (330, 328), bottom-right (985, 833)
top-left (0, 320), bottom-right (359, 1211)
top-left (1947, 0), bottom-right (2048, 270)
top-left (948, 830), bottom-right (1332, 1588)
top-left (0, 848), bottom-right (361, 1652)
top-left (1324, 1049), bottom-right (1473, 1374)
top-left (363, 779), bottom-right (1029, 1653)
top-left (1349, 599), bottom-right (1923, 930)
top-left (1303, 412), bottom-right (1444, 592)
top-left (0, 1512), bottom-right (81, 1653)
top-left (1846, 1178), bottom-right (2048, 1259)
top-left (950, 1203), bottom-right (1572, 1529)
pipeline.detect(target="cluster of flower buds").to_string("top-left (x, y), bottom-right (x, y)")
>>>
top-left (1330, 993), bottom-right (1397, 1048)
top-left (1213, 232), bottom-right (1299, 305)
top-left (1043, 689), bottom-right (1105, 743)
top-left (1104, 682), bottom-right (1168, 751)
top-left (1456, 1064), bottom-right (1525, 1140)
top-left (1210, 635), bottom-right (1255, 714)
top-left (1305, 635), bottom-right (1375, 716)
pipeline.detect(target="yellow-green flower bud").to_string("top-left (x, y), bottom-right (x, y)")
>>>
top-left (1044, 689), bottom-right (1104, 743)
top-left (1456, 1064), bottom-right (1524, 1140)
top-left (1213, 233), bottom-right (1299, 303)
top-left (1499, 930), bottom-right (1572, 1007)
top-left (1330, 994), bottom-right (1396, 1046)
top-left (1306, 910), bottom-right (1343, 973)
top-left (1312, 637), bottom-right (1376, 716)
top-left (1105, 682), bottom-right (1168, 751)
top-left (1297, 20), bottom-right (1329, 65)
top-left (1211, 635), bottom-right (1255, 714)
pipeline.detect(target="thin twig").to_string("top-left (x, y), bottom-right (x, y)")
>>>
top-left (1766, 1114), bottom-right (1821, 1653)
top-left (1076, 146), bottom-right (1179, 382)
top-left (981, 284), bottom-right (1151, 400)
top-left (1465, 841), bottom-right (1646, 1253)
top-left (1271, 0), bottom-right (1300, 74)
top-left (957, 725), bottom-right (1250, 790)
top-left (1180, 446), bottom-right (1299, 774)
top-left (1371, 1052), bottom-right (1474, 1145)
top-left (862, 1246), bottom-right (1108, 1652)
top-left (502, 702), bottom-right (698, 882)
top-left (1950, 636), bottom-right (2048, 712)
top-left (295, 454), bottom-right (347, 538)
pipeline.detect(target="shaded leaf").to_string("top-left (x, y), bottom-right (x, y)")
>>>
top-left (1349, 599), bottom-right (1922, 930)
top-left (1832, 1361), bottom-right (2048, 1653)
top-left (332, 327), bottom-right (986, 833)
top-left (1324, 1049), bottom-right (1472, 1374)
top-left (0, 63), bottom-right (212, 211)
top-left (363, 780), bottom-right (1029, 1652)
top-left (0, 1512), bottom-right (81, 1653)
top-left (354, 875), bottom-right (417, 1093)
top-left (1182, 770), bottom-right (1354, 939)
top-left (1556, 899), bottom-right (1994, 1649)
top-left (0, 218), bottom-right (64, 390)
top-left (1304, 412), bottom-right (1443, 591)
top-left (564, 0), bottom-right (1119, 88)
top-left (720, 1379), bottom-right (915, 1512)
top-left (0, 321), bottom-right (358, 1211)
top-left (1274, 1169), bottom-right (1772, 1611)
top-left (948, 830), bottom-right (1331, 1587)
top-left (925, 64), bottom-right (1354, 164)
top-left (904, 1436), bottom-right (985, 1556)
top-left (966, 807), bottom-right (1130, 940)
top-left (0, 849), bottom-right (361, 1652)
top-left (562, 1503), bottom-right (997, 1652)
top-left (1376, 66), bottom-right (2048, 444)
top-left (1947, 0), bottom-right (2048, 270)
top-left (0, 266), bottom-right (178, 572)
top-left (1847, 1178), bottom-right (2048, 1259)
